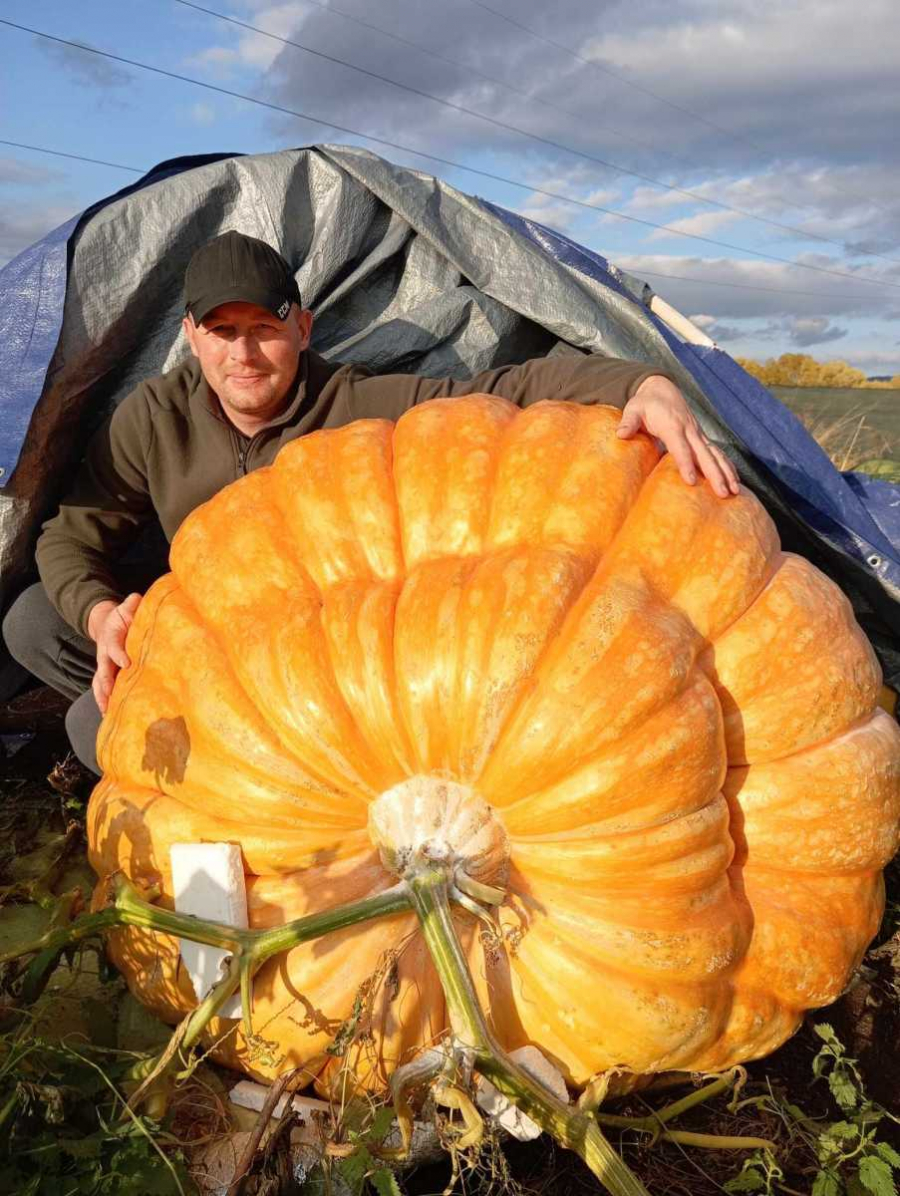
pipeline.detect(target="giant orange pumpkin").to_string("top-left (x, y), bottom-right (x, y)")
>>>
top-left (87, 396), bottom-right (900, 1091)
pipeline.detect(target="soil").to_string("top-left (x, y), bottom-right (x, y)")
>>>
top-left (2, 685), bottom-right (899, 1196)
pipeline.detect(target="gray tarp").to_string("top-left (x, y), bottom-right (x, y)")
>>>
top-left (2, 145), bottom-right (685, 610)
top-left (3, 144), bottom-right (899, 688)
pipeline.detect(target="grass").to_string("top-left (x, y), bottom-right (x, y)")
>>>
top-left (772, 386), bottom-right (900, 470)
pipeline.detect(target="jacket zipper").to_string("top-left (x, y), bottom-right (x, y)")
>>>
top-left (236, 432), bottom-right (265, 476)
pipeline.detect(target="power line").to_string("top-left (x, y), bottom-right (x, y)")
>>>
top-left (623, 267), bottom-right (884, 300)
top-left (173, 0), bottom-right (900, 268)
top-left (0, 138), bottom-right (142, 173)
top-left (212, 0), bottom-right (694, 172)
top-left (4, 138), bottom-right (890, 304)
top-left (462, 0), bottom-right (897, 220)
top-left (4, 18), bottom-right (900, 293)
top-left (464, 0), bottom-right (780, 149)
top-left (196, 0), bottom-right (896, 259)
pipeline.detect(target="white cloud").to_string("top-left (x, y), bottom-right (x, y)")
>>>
top-left (0, 203), bottom-right (75, 267)
top-left (648, 210), bottom-right (740, 241)
top-left (185, 45), bottom-right (240, 73)
top-left (582, 0), bottom-right (897, 153)
top-left (190, 102), bottom-right (216, 126)
top-left (186, 3), bottom-right (311, 75)
top-left (852, 351), bottom-right (900, 370)
top-left (616, 253), bottom-right (900, 321)
top-left (626, 185), bottom-right (690, 213)
top-left (515, 174), bottom-right (620, 232)
top-left (686, 313), bottom-right (745, 342)
top-left (0, 158), bottom-right (63, 186)
top-left (515, 197), bottom-right (582, 232)
top-left (784, 316), bottom-right (848, 347)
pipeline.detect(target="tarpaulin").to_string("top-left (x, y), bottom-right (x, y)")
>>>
top-left (2, 144), bottom-right (898, 681)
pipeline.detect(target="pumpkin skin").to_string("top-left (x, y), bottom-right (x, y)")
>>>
top-left (87, 396), bottom-right (900, 1090)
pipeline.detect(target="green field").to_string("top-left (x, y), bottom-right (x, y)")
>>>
top-left (772, 385), bottom-right (900, 467)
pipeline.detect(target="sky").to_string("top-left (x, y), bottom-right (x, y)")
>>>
top-left (2, 0), bottom-right (900, 375)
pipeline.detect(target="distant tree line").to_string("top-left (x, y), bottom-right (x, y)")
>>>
top-left (736, 353), bottom-right (900, 389)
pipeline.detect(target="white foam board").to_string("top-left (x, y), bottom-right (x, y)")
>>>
top-left (170, 842), bottom-right (249, 1020)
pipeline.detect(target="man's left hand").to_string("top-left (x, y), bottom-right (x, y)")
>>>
top-left (617, 375), bottom-right (740, 498)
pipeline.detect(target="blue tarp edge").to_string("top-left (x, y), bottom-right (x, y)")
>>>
top-left (2, 151), bottom-right (899, 598)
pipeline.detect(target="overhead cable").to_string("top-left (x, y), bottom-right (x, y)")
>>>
top-left (625, 268), bottom-right (884, 300)
top-left (0, 138), bottom-right (143, 173)
top-left (463, 0), bottom-right (896, 218)
top-left (3, 19), bottom-right (900, 292)
top-left (5, 139), bottom-right (890, 302)
top-left (173, 0), bottom-right (900, 268)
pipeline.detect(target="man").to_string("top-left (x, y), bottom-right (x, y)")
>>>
top-left (2, 231), bottom-right (738, 775)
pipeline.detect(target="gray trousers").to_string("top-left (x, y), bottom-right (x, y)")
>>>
top-left (2, 584), bottom-right (103, 774)
top-left (2, 570), bottom-right (162, 776)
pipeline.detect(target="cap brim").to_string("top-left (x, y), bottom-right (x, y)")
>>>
top-left (188, 285), bottom-right (293, 324)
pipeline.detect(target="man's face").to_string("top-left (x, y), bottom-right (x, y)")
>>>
top-left (183, 301), bottom-right (313, 426)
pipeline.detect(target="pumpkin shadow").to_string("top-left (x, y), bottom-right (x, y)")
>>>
top-left (90, 717), bottom-right (190, 891)
top-left (141, 716), bottom-right (191, 787)
top-left (250, 848), bottom-right (398, 1047)
top-left (458, 862), bottom-right (546, 1057)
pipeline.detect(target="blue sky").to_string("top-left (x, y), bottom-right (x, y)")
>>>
top-left (2, 0), bottom-right (899, 374)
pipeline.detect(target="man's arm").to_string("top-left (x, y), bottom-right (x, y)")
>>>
top-left (36, 388), bottom-right (155, 638)
top-left (352, 354), bottom-right (738, 497)
top-left (86, 593), bottom-right (142, 713)
top-left (36, 391), bottom-right (157, 712)
top-left (616, 374), bottom-right (738, 498)
top-left (37, 395), bottom-right (155, 709)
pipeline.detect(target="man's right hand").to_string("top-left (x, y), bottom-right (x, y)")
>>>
top-left (87, 593), bottom-right (142, 714)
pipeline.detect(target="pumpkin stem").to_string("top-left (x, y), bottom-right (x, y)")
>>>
top-left (1, 874), bottom-right (413, 971)
top-left (2, 873), bottom-right (413, 1118)
top-left (407, 866), bottom-right (653, 1196)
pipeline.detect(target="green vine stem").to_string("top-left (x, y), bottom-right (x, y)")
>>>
top-left (592, 1069), bottom-right (775, 1152)
top-left (659, 1130), bottom-right (775, 1151)
top-left (0, 873), bottom-right (412, 968)
top-left (406, 865), bottom-right (652, 1196)
top-left (0, 859), bottom-right (765, 1183)
top-left (2, 871), bottom-right (413, 1104)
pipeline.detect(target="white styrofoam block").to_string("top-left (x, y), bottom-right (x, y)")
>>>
top-left (170, 842), bottom-right (249, 1019)
top-left (476, 1045), bottom-right (569, 1142)
top-left (230, 1079), bottom-right (331, 1124)
top-left (231, 1080), bottom-right (443, 1168)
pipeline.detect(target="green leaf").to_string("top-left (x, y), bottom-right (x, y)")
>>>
top-left (812, 1170), bottom-right (843, 1196)
top-left (367, 1104), bottom-right (396, 1145)
top-left (876, 1144), bottom-right (900, 1170)
top-left (58, 1134), bottom-right (103, 1159)
top-left (723, 1169), bottom-right (767, 1192)
top-left (855, 459), bottom-right (900, 482)
top-left (785, 1102), bottom-right (812, 1123)
top-left (814, 1023), bottom-right (840, 1047)
top-left (828, 1071), bottom-right (860, 1113)
top-left (338, 1145), bottom-right (376, 1196)
top-left (370, 1169), bottom-right (402, 1196)
top-left (858, 1156), bottom-right (897, 1196)
top-left (830, 1121), bottom-right (862, 1139)
top-left (21, 946), bottom-right (67, 1005)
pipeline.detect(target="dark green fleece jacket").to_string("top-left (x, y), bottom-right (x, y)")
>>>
top-left (36, 349), bottom-right (670, 635)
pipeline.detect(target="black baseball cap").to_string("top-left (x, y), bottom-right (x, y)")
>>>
top-left (184, 230), bottom-right (302, 324)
